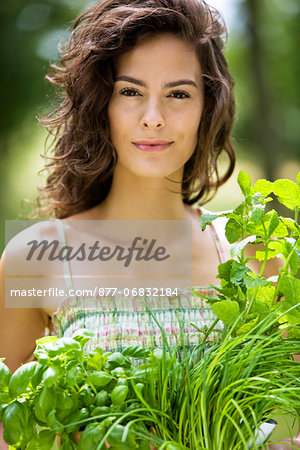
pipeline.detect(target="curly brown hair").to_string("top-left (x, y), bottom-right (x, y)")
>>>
top-left (39, 0), bottom-right (235, 219)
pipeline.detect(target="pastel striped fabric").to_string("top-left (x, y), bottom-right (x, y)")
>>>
top-left (51, 210), bottom-right (228, 353)
top-left (52, 288), bottom-right (223, 353)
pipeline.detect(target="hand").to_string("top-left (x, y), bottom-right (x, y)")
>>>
top-left (265, 434), bottom-right (300, 449)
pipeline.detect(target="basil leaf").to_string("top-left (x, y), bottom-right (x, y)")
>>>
top-left (2, 401), bottom-right (26, 445)
top-left (78, 423), bottom-right (106, 449)
top-left (86, 371), bottom-right (112, 387)
top-left (9, 361), bottom-right (38, 398)
top-left (34, 386), bottom-right (57, 423)
top-left (0, 360), bottom-right (11, 390)
top-left (26, 429), bottom-right (56, 450)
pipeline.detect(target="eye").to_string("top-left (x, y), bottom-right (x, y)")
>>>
top-left (168, 90), bottom-right (190, 99)
top-left (119, 88), bottom-right (141, 97)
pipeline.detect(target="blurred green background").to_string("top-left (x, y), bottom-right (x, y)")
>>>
top-left (0, 0), bottom-right (300, 253)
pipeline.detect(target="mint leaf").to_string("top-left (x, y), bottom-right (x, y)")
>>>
top-left (217, 260), bottom-right (234, 282)
top-left (278, 275), bottom-right (300, 305)
top-left (237, 317), bottom-right (259, 335)
top-left (230, 235), bottom-right (257, 258)
top-left (280, 217), bottom-right (300, 235)
top-left (251, 205), bottom-right (265, 223)
top-left (255, 248), bottom-right (279, 261)
top-left (273, 179), bottom-right (300, 210)
top-left (251, 179), bottom-right (273, 197)
top-left (244, 273), bottom-right (269, 289)
top-left (237, 171), bottom-right (251, 196)
top-left (225, 218), bottom-right (242, 244)
top-left (230, 261), bottom-right (249, 286)
top-left (267, 210), bottom-right (279, 238)
top-left (212, 300), bottom-right (240, 325)
top-left (255, 285), bottom-right (276, 306)
top-left (199, 213), bottom-right (221, 231)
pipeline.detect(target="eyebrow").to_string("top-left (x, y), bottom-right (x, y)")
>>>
top-left (115, 75), bottom-right (198, 89)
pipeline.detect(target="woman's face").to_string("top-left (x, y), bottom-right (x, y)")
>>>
top-left (108, 33), bottom-right (204, 181)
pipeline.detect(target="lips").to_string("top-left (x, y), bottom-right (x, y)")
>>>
top-left (132, 139), bottom-right (173, 152)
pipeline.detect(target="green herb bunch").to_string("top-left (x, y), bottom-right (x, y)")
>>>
top-left (0, 330), bottom-right (163, 449)
top-left (0, 172), bottom-right (299, 450)
top-left (199, 171), bottom-right (300, 339)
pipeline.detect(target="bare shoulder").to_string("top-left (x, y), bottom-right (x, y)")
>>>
top-left (0, 250), bottom-right (51, 373)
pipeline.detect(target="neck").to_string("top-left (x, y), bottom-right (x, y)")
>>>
top-left (96, 169), bottom-right (191, 220)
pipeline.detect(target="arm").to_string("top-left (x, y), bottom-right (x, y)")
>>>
top-left (0, 252), bottom-right (51, 447)
top-left (0, 252), bottom-right (51, 373)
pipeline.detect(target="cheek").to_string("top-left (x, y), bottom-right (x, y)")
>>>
top-left (107, 103), bottom-right (123, 144)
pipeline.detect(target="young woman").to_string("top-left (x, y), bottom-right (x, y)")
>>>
top-left (0, 0), bottom-right (298, 448)
top-left (0, 0), bottom-right (236, 373)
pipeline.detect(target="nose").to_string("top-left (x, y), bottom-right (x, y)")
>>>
top-left (140, 100), bottom-right (165, 129)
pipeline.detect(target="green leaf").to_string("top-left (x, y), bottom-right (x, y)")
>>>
top-left (47, 410), bottom-right (63, 430)
top-left (267, 210), bottom-right (280, 238)
top-left (105, 352), bottom-right (129, 369)
top-left (34, 387), bottom-right (57, 423)
top-left (288, 249), bottom-right (300, 276)
top-left (34, 337), bottom-right (82, 364)
top-left (86, 371), bottom-right (112, 388)
top-left (280, 217), bottom-right (300, 235)
top-left (111, 385), bottom-right (129, 406)
top-left (9, 361), bottom-right (38, 398)
top-left (273, 179), bottom-right (300, 210)
top-left (107, 424), bottom-right (137, 450)
top-left (237, 317), bottom-right (259, 335)
top-left (31, 363), bottom-right (45, 389)
top-left (60, 433), bottom-right (79, 450)
top-left (78, 423), bottom-right (106, 450)
top-left (72, 329), bottom-right (94, 347)
top-left (95, 390), bottom-right (110, 407)
top-left (199, 213), bottom-right (221, 231)
top-left (251, 285), bottom-right (276, 306)
top-left (78, 385), bottom-right (94, 407)
top-left (237, 171), bottom-right (251, 196)
top-left (244, 273), bottom-right (269, 289)
top-left (217, 260), bottom-right (234, 282)
top-left (251, 204), bottom-right (265, 223)
top-left (2, 401), bottom-right (28, 446)
top-left (56, 391), bottom-right (78, 422)
top-left (251, 179), bottom-right (273, 196)
top-left (42, 365), bottom-right (64, 388)
top-left (255, 248), bottom-right (279, 262)
top-left (225, 218), bottom-right (242, 244)
top-left (212, 300), bottom-right (240, 325)
top-left (0, 360), bottom-right (11, 390)
top-left (65, 365), bottom-right (84, 387)
top-left (297, 172), bottom-right (300, 187)
top-left (278, 275), bottom-right (300, 305)
top-left (26, 430), bottom-right (56, 450)
top-left (249, 300), bottom-right (269, 316)
top-left (230, 261), bottom-right (249, 286)
top-left (247, 213), bottom-right (288, 238)
top-left (230, 235), bottom-right (256, 258)
top-left (86, 348), bottom-right (105, 371)
top-left (277, 276), bottom-right (300, 325)
top-left (287, 326), bottom-right (300, 339)
top-left (35, 336), bottom-right (58, 345)
top-left (65, 408), bottom-right (89, 434)
top-left (122, 345), bottom-right (150, 359)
